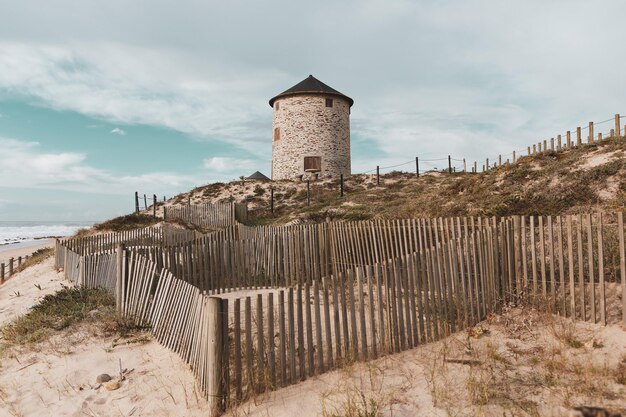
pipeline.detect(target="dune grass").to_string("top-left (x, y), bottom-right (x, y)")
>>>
top-left (0, 287), bottom-right (143, 349)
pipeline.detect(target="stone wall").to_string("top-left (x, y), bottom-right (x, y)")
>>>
top-left (271, 94), bottom-right (351, 180)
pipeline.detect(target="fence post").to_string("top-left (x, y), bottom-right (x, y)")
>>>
top-left (498, 154), bottom-right (501, 167)
top-left (9, 258), bottom-right (13, 276)
top-left (616, 114), bottom-right (621, 138)
top-left (448, 155), bottom-right (452, 173)
top-left (527, 146), bottom-right (531, 156)
top-left (588, 121), bottom-right (594, 143)
top-left (376, 166), bottom-right (380, 185)
top-left (474, 161), bottom-right (477, 173)
top-left (543, 139), bottom-right (547, 152)
top-left (512, 151), bottom-right (516, 163)
top-left (207, 296), bottom-right (225, 416)
top-left (135, 191), bottom-right (139, 214)
top-left (340, 174), bottom-right (344, 197)
top-left (566, 131), bottom-right (571, 148)
top-left (486, 158), bottom-right (489, 171)
top-left (557, 135), bottom-right (561, 151)
top-left (415, 157), bottom-right (419, 177)
top-left (1, 263), bottom-right (4, 283)
top-left (116, 244), bottom-right (125, 313)
top-left (163, 206), bottom-right (167, 220)
top-left (153, 195), bottom-right (157, 218)
top-left (463, 158), bottom-right (467, 172)
top-left (576, 126), bottom-right (582, 145)
top-left (307, 180), bottom-right (310, 206)
top-left (18, 256), bottom-right (22, 269)
top-left (550, 137), bottom-right (554, 151)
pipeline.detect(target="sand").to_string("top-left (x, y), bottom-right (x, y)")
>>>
top-left (0, 257), bottom-right (209, 417)
top-left (0, 337), bottom-right (208, 417)
top-left (0, 239), bottom-right (54, 266)
top-left (2, 257), bottom-right (624, 417)
top-left (225, 308), bottom-right (626, 417)
top-left (0, 257), bottom-right (66, 327)
top-left (225, 349), bottom-right (445, 417)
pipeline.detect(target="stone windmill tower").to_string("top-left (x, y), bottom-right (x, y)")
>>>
top-left (269, 75), bottom-right (353, 180)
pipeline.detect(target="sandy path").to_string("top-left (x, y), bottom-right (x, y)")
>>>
top-left (0, 239), bottom-right (54, 265)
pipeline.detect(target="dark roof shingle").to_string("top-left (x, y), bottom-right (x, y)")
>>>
top-left (269, 75), bottom-right (353, 107)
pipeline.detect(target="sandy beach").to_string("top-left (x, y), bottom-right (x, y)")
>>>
top-left (0, 239), bottom-right (54, 265)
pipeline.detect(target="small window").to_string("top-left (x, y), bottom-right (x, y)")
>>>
top-left (275, 102), bottom-right (280, 110)
top-left (274, 127), bottom-right (280, 141)
top-left (325, 98), bottom-right (333, 108)
top-left (304, 156), bottom-right (321, 172)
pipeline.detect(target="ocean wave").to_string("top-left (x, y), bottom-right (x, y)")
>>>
top-left (0, 224), bottom-right (91, 245)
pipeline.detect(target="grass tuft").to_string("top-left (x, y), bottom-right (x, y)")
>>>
top-left (15, 247), bottom-right (54, 273)
top-left (1, 287), bottom-right (144, 348)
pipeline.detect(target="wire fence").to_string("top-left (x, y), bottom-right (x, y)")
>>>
top-left (350, 112), bottom-right (626, 177)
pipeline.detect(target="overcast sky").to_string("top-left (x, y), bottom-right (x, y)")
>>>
top-left (1, 0), bottom-right (625, 222)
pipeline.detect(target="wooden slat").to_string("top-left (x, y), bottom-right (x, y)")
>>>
top-left (586, 214), bottom-right (595, 323)
top-left (566, 216), bottom-right (576, 319)
top-left (597, 213), bottom-right (605, 326)
top-left (577, 215), bottom-right (586, 321)
top-left (617, 211), bottom-right (626, 326)
top-left (267, 293), bottom-right (276, 388)
top-left (245, 297), bottom-right (253, 393)
top-left (288, 288), bottom-right (296, 384)
top-left (256, 294), bottom-right (265, 390)
top-left (279, 290), bottom-right (287, 386)
top-left (539, 216), bottom-right (547, 299)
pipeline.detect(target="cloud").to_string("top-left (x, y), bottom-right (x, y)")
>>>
top-left (0, 0), bottom-right (625, 168)
top-left (0, 42), bottom-right (277, 156)
top-left (109, 127), bottom-right (126, 135)
top-left (203, 156), bottom-right (259, 176)
top-left (0, 137), bottom-right (199, 194)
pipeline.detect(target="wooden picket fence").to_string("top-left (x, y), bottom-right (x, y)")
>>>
top-left (54, 211), bottom-right (626, 416)
top-left (164, 202), bottom-right (248, 229)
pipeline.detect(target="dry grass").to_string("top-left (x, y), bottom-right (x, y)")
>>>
top-left (93, 213), bottom-right (160, 232)
top-left (420, 307), bottom-right (626, 417)
top-left (0, 286), bottom-right (145, 350)
top-left (160, 136), bottom-right (626, 226)
top-left (14, 247), bottom-right (53, 274)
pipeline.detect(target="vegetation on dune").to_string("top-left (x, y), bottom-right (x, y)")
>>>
top-left (93, 213), bottom-right (160, 232)
top-left (161, 136), bottom-right (626, 227)
top-left (14, 247), bottom-right (54, 273)
top-left (0, 287), bottom-right (144, 349)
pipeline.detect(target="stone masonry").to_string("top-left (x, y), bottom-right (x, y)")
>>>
top-left (271, 94), bottom-right (351, 180)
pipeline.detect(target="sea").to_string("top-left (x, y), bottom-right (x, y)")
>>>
top-left (0, 221), bottom-right (94, 250)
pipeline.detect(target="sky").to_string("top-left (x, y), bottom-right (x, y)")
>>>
top-left (0, 0), bottom-right (625, 222)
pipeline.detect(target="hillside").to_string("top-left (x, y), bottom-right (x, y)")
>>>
top-left (156, 137), bottom-right (626, 226)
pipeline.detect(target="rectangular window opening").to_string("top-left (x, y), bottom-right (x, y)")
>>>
top-left (274, 127), bottom-right (280, 141)
top-left (325, 98), bottom-right (333, 108)
top-left (304, 156), bottom-right (322, 172)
